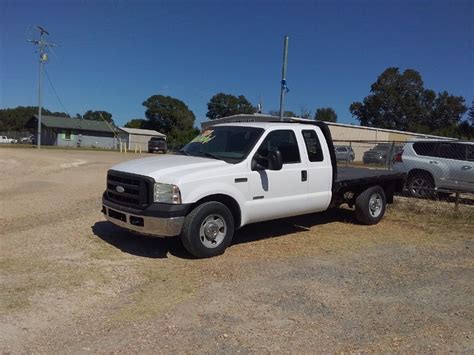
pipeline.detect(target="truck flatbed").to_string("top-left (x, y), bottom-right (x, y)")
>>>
top-left (332, 166), bottom-right (406, 204)
top-left (336, 166), bottom-right (405, 184)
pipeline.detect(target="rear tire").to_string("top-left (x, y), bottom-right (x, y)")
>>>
top-left (407, 172), bottom-right (434, 198)
top-left (181, 201), bottom-right (234, 258)
top-left (354, 186), bottom-right (386, 225)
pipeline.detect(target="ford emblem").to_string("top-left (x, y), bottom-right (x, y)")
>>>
top-left (116, 185), bottom-right (125, 193)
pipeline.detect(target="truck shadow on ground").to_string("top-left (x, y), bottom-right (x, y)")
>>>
top-left (91, 208), bottom-right (355, 259)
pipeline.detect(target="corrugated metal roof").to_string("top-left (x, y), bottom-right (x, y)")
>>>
top-left (33, 115), bottom-right (114, 133)
top-left (119, 127), bottom-right (165, 137)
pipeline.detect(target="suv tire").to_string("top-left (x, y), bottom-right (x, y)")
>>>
top-left (407, 171), bottom-right (434, 198)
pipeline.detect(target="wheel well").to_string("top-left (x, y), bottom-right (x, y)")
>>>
top-left (407, 169), bottom-right (434, 184)
top-left (190, 194), bottom-right (242, 228)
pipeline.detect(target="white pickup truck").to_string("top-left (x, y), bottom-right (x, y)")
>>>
top-left (102, 119), bottom-right (405, 258)
top-left (0, 136), bottom-right (16, 144)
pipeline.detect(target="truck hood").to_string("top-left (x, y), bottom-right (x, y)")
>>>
top-left (110, 155), bottom-right (228, 183)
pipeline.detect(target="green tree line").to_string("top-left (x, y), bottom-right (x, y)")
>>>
top-left (1, 67), bottom-right (473, 147)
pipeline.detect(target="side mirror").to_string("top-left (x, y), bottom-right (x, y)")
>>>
top-left (251, 149), bottom-right (283, 171)
top-left (267, 150), bottom-right (283, 170)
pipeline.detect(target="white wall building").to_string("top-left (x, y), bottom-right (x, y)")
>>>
top-left (118, 127), bottom-right (166, 151)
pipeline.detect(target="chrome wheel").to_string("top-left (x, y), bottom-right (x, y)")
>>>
top-left (199, 214), bottom-right (227, 249)
top-left (368, 193), bottom-right (383, 218)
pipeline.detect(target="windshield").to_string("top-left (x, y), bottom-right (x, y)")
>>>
top-left (181, 126), bottom-right (264, 163)
top-left (151, 137), bottom-right (166, 142)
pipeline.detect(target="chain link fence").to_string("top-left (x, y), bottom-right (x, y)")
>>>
top-left (0, 130), bottom-right (34, 144)
top-left (333, 139), bottom-right (474, 208)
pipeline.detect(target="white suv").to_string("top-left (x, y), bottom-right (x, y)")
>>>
top-left (393, 140), bottom-right (474, 197)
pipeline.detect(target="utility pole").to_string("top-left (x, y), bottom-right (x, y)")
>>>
top-left (279, 35), bottom-right (289, 121)
top-left (28, 26), bottom-right (56, 148)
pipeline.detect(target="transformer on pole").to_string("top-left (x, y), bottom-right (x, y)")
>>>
top-left (28, 26), bottom-right (56, 148)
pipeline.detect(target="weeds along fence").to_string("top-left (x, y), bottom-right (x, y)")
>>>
top-left (333, 139), bottom-right (474, 209)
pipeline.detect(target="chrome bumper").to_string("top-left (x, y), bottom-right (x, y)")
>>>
top-left (102, 205), bottom-right (184, 237)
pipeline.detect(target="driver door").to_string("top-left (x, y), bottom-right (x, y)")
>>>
top-left (246, 129), bottom-right (309, 224)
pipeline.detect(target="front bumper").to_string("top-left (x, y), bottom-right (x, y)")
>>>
top-left (102, 194), bottom-right (189, 237)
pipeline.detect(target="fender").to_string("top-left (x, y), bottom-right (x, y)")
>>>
top-left (180, 181), bottom-right (249, 225)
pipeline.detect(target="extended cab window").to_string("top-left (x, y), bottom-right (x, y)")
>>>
top-left (257, 130), bottom-right (300, 165)
top-left (302, 130), bottom-right (324, 162)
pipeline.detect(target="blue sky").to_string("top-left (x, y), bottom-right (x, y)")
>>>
top-left (0, 0), bottom-right (472, 127)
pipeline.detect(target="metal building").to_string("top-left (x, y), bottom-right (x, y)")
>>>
top-left (118, 127), bottom-right (166, 151)
top-left (26, 115), bottom-right (118, 149)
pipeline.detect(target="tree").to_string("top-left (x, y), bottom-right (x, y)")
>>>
top-left (468, 101), bottom-right (474, 125)
top-left (299, 107), bottom-right (312, 119)
top-left (206, 93), bottom-right (256, 120)
top-left (268, 110), bottom-right (297, 117)
top-left (458, 120), bottom-right (473, 139)
top-left (0, 106), bottom-right (70, 131)
top-left (83, 110), bottom-right (114, 124)
top-left (430, 91), bottom-right (467, 130)
top-left (350, 67), bottom-right (467, 133)
top-left (124, 119), bottom-right (146, 129)
top-left (141, 95), bottom-right (197, 149)
top-left (315, 107), bottom-right (337, 122)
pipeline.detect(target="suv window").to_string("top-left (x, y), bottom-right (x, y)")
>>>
top-left (412, 142), bottom-right (437, 157)
top-left (437, 143), bottom-right (465, 160)
top-left (467, 145), bottom-right (474, 161)
top-left (302, 130), bottom-right (324, 162)
top-left (257, 130), bottom-right (300, 165)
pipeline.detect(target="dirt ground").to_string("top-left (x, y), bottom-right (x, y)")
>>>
top-left (1, 147), bottom-right (473, 353)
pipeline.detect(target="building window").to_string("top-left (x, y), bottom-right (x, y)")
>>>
top-left (64, 130), bottom-right (71, 140)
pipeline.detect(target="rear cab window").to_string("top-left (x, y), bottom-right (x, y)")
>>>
top-left (302, 129), bottom-right (324, 162)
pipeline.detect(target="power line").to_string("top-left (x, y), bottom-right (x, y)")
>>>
top-left (43, 67), bottom-right (72, 118)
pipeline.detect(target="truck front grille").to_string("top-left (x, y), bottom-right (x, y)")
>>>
top-left (106, 170), bottom-right (152, 209)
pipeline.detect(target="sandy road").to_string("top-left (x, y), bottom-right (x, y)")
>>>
top-left (1, 147), bottom-right (473, 353)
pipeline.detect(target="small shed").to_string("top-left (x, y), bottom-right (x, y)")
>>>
top-left (26, 115), bottom-right (117, 149)
top-left (118, 127), bottom-right (166, 151)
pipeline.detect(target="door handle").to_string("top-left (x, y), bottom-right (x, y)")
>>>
top-left (429, 161), bottom-right (438, 165)
top-left (301, 170), bottom-right (307, 182)
top-left (461, 166), bottom-right (472, 170)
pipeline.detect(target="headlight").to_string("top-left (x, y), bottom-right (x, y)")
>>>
top-left (153, 183), bottom-right (181, 204)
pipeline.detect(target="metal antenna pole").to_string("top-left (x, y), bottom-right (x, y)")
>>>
top-left (279, 35), bottom-right (289, 121)
top-left (28, 26), bottom-right (56, 148)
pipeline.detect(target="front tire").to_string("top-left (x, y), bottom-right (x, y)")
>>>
top-left (181, 201), bottom-right (234, 258)
top-left (354, 186), bottom-right (386, 225)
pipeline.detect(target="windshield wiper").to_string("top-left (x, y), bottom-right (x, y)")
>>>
top-left (177, 149), bottom-right (190, 156)
top-left (198, 152), bottom-right (221, 160)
